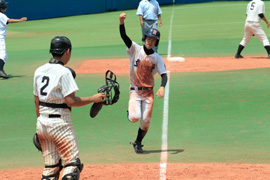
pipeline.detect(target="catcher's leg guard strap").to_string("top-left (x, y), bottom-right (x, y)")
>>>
top-left (62, 158), bottom-right (83, 180)
top-left (42, 160), bottom-right (63, 180)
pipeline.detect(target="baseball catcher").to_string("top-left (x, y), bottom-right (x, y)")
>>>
top-left (90, 70), bottom-right (120, 118)
top-left (33, 66), bottom-right (76, 153)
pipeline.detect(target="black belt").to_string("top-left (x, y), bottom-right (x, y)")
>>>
top-left (48, 114), bottom-right (61, 118)
top-left (130, 87), bottom-right (153, 91)
top-left (39, 101), bottom-right (71, 111)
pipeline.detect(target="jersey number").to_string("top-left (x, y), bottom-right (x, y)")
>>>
top-left (134, 59), bottom-right (140, 67)
top-left (40, 76), bottom-right (49, 96)
top-left (250, 2), bottom-right (256, 10)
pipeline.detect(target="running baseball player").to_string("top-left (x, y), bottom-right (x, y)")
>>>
top-left (235, 0), bottom-right (270, 59)
top-left (136, 0), bottom-right (162, 52)
top-left (33, 36), bottom-right (105, 180)
top-left (119, 13), bottom-right (167, 153)
top-left (0, 0), bottom-right (27, 79)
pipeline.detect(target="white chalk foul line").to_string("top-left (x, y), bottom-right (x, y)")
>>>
top-left (159, 70), bottom-right (170, 180)
top-left (160, 5), bottom-right (174, 180)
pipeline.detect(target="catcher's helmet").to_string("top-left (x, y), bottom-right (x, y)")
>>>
top-left (50, 36), bottom-right (72, 55)
top-left (0, 0), bottom-right (7, 10)
top-left (144, 28), bottom-right (160, 46)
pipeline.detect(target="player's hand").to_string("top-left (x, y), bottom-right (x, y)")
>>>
top-left (93, 93), bottom-right (105, 103)
top-left (119, 13), bottom-right (126, 25)
top-left (267, 22), bottom-right (270, 28)
top-left (140, 21), bottom-right (144, 27)
top-left (156, 86), bottom-right (164, 99)
top-left (21, 17), bottom-right (27, 21)
top-left (159, 21), bottom-right (162, 27)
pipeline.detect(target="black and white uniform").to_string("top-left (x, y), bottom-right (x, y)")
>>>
top-left (33, 61), bottom-right (80, 178)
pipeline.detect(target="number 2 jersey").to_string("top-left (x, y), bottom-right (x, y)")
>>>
top-left (33, 63), bottom-right (79, 115)
top-left (127, 41), bottom-right (167, 88)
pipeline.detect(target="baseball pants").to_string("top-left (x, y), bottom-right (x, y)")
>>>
top-left (128, 90), bottom-right (154, 131)
top-left (240, 21), bottom-right (270, 47)
top-left (0, 38), bottom-right (7, 62)
top-left (36, 114), bottom-right (79, 178)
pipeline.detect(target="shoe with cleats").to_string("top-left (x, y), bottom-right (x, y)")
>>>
top-left (130, 142), bottom-right (144, 153)
top-left (0, 70), bottom-right (9, 79)
top-left (235, 54), bottom-right (244, 59)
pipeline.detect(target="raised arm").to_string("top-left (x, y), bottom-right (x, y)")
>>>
top-left (119, 13), bottom-right (132, 49)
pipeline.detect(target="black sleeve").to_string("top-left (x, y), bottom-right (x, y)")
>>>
top-left (161, 73), bottom-right (167, 87)
top-left (259, 13), bottom-right (265, 18)
top-left (120, 24), bottom-right (132, 49)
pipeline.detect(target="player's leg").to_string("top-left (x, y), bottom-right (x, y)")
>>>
top-left (0, 38), bottom-right (8, 79)
top-left (253, 23), bottom-right (270, 58)
top-left (128, 91), bottom-right (142, 123)
top-left (132, 93), bottom-right (154, 153)
top-left (52, 115), bottom-right (83, 180)
top-left (37, 118), bottom-right (62, 180)
top-left (236, 24), bottom-right (253, 58)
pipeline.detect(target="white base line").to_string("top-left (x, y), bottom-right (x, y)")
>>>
top-left (160, 4), bottom-right (174, 180)
top-left (159, 71), bottom-right (170, 180)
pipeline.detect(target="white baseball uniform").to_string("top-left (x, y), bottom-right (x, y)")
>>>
top-left (127, 41), bottom-right (166, 131)
top-left (0, 12), bottom-right (8, 62)
top-left (240, 0), bottom-right (269, 46)
top-left (33, 61), bottom-right (79, 178)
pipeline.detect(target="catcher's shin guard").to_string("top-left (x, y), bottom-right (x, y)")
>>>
top-left (41, 160), bottom-right (63, 180)
top-left (62, 158), bottom-right (84, 180)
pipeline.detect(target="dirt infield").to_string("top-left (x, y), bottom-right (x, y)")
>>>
top-left (2, 56), bottom-right (270, 179)
top-left (75, 56), bottom-right (270, 74)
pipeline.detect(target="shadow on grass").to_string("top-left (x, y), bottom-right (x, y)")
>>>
top-left (143, 149), bottom-right (184, 155)
top-left (0, 75), bottom-right (25, 80)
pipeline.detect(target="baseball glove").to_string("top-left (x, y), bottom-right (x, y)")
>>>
top-left (90, 70), bottom-right (120, 118)
top-left (33, 133), bottom-right (42, 152)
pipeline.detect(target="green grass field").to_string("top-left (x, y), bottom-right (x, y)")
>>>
top-left (1, 1), bottom-right (270, 170)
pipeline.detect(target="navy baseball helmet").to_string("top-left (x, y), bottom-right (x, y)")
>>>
top-left (50, 36), bottom-right (72, 55)
top-left (0, 0), bottom-right (7, 10)
top-left (145, 28), bottom-right (160, 46)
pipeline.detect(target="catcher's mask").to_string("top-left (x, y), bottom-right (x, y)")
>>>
top-left (103, 70), bottom-right (120, 105)
top-left (90, 70), bottom-right (120, 118)
top-left (50, 36), bottom-right (72, 55)
top-left (144, 28), bottom-right (160, 47)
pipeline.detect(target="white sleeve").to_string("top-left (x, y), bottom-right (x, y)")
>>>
top-left (157, 2), bottom-right (162, 15)
top-left (33, 71), bottom-right (38, 96)
top-left (61, 71), bottom-right (79, 97)
top-left (156, 56), bottom-right (167, 75)
top-left (127, 41), bottom-right (139, 61)
top-left (0, 14), bottom-right (8, 26)
top-left (136, 2), bottom-right (144, 16)
top-left (260, 2), bottom-right (265, 14)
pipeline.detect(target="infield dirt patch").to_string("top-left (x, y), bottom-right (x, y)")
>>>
top-left (2, 56), bottom-right (270, 179)
top-left (75, 56), bottom-right (270, 74)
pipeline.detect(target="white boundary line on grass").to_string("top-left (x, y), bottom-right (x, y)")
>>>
top-left (159, 5), bottom-right (174, 180)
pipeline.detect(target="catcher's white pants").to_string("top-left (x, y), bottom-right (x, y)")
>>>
top-left (36, 114), bottom-right (79, 178)
top-left (0, 38), bottom-right (7, 62)
top-left (128, 90), bottom-right (154, 131)
top-left (240, 21), bottom-right (270, 47)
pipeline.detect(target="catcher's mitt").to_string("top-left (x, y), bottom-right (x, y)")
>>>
top-left (33, 133), bottom-right (42, 152)
top-left (90, 70), bottom-right (120, 118)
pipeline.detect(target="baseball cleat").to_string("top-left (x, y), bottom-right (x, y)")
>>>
top-left (130, 142), bottom-right (144, 153)
top-left (0, 70), bottom-right (9, 79)
top-left (235, 54), bottom-right (244, 59)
